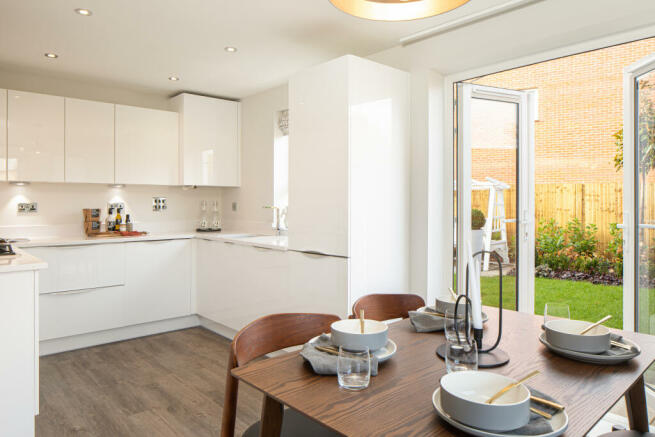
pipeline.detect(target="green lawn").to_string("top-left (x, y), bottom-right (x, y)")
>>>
top-left (479, 276), bottom-right (624, 329)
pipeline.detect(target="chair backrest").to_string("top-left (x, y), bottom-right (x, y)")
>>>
top-left (221, 313), bottom-right (340, 437)
top-left (351, 293), bottom-right (425, 321)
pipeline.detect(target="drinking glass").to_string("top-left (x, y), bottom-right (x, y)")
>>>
top-left (544, 303), bottom-right (570, 326)
top-left (444, 309), bottom-right (471, 343)
top-left (445, 339), bottom-right (478, 373)
top-left (337, 347), bottom-right (371, 390)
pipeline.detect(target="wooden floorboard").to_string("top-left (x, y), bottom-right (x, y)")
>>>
top-left (36, 327), bottom-right (262, 437)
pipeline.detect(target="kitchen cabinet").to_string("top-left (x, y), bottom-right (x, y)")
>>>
top-left (27, 244), bottom-right (125, 294)
top-left (0, 269), bottom-right (39, 436)
top-left (0, 89), bottom-right (6, 181)
top-left (37, 239), bottom-right (191, 342)
top-left (124, 239), bottom-right (191, 324)
top-left (40, 285), bottom-right (127, 340)
top-left (7, 90), bottom-right (65, 182)
top-left (171, 93), bottom-right (240, 187)
top-left (115, 104), bottom-right (179, 185)
top-left (65, 97), bottom-right (115, 183)
top-left (289, 55), bottom-right (411, 304)
top-left (196, 239), bottom-right (348, 331)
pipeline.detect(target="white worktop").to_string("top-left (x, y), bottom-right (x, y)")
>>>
top-left (14, 232), bottom-right (289, 251)
top-left (0, 249), bottom-right (48, 273)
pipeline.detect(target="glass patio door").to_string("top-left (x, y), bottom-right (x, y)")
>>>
top-left (456, 83), bottom-right (536, 313)
top-left (623, 53), bottom-right (655, 332)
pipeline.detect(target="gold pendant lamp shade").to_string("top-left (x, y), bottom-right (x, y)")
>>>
top-left (329, 0), bottom-right (470, 21)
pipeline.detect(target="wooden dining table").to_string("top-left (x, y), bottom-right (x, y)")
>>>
top-left (232, 307), bottom-right (655, 436)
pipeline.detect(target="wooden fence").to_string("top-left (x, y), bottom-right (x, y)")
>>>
top-left (471, 182), bottom-right (626, 251)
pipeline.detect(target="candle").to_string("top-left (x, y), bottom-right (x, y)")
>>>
top-left (467, 241), bottom-right (483, 330)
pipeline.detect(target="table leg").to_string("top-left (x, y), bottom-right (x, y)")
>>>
top-left (626, 375), bottom-right (650, 432)
top-left (259, 395), bottom-right (284, 437)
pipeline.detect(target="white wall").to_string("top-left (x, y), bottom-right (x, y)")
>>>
top-left (222, 84), bottom-right (288, 233)
top-left (407, 69), bottom-right (447, 305)
top-left (0, 182), bottom-right (221, 238)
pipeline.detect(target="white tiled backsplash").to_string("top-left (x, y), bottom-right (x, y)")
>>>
top-left (0, 182), bottom-right (223, 238)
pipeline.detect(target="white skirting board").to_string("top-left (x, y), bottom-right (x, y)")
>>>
top-left (40, 315), bottom-right (201, 356)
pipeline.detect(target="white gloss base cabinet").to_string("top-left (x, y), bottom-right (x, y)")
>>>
top-left (171, 93), bottom-right (241, 187)
top-left (196, 240), bottom-right (348, 331)
top-left (64, 97), bottom-right (115, 183)
top-left (0, 270), bottom-right (38, 437)
top-left (115, 104), bottom-right (179, 185)
top-left (7, 90), bottom-right (65, 182)
top-left (39, 240), bottom-right (191, 343)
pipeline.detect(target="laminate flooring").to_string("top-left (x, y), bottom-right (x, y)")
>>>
top-left (36, 328), bottom-right (262, 437)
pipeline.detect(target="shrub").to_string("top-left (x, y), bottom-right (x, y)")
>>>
top-left (472, 209), bottom-right (486, 230)
top-left (566, 218), bottom-right (598, 257)
top-left (536, 220), bottom-right (570, 271)
top-left (605, 223), bottom-right (623, 276)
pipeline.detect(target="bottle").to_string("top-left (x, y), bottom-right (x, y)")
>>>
top-left (126, 214), bottom-right (133, 232)
top-left (106, 207), bottom-right (116, 232)
top-left (115, 207), bottom-right (123, 231)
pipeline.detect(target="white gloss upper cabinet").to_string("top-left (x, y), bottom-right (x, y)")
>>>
top-left (0, 89), bottom-right (6, 181)
top-left (7, 90), bottom-right (65, 182)
top-left (171, 93), bottom-right (240, 187)
top-left (115, 104), bottom-right (179, 185)
top-left (65, 98), bottom-right (115, 183)
top-left (288, 57), bottom-right (350, 257)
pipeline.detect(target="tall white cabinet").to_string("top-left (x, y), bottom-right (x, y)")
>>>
top-left (171, 93), bottom-right (240, 187)
top-left (115, 104), bottom-right (179, 185)
top-left (288, 55), bottom-right (411, 305)
top-left (7, 90), bottom-right (65, 182)
top-left (64, 98), bottom-right (115, 183)
top-left (0, 89), bottom-right (6, 181)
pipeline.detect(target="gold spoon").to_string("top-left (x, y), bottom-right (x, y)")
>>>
top-left (486, 370), bottom-right (540, 404)
top-left (579, 315), bottom-right (612, 335)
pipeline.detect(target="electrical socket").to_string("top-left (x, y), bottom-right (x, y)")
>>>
top-left (152, 197), bottom-right (167, 212)
top-left (108, 202), bottom-right (125, 211)
top-left (17, 202), bottom-right (38, 213)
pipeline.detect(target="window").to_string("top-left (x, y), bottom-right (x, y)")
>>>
top-left (274, 109), bottom-right (289, 229)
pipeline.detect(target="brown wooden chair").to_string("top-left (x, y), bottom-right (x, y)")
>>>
top-left (221, 313), bottom-right (341, 437)
top-left (350, 293), bottom-right (426, 321)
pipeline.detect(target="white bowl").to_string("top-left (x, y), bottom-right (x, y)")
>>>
top-left (440, 371), bottom-right (531, 432)
top-left (330, 319), bottom-right (388, 352)
top-left (545, 319), bottom-right (610, 354)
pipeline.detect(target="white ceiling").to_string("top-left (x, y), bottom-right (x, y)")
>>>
top-left (0, 0), bottom-right (516, 100)
top-left (371, 0), bottom-right (655, 78)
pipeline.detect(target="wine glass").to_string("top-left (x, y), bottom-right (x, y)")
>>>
top-left (445, 339), bottom-right (478, 373)
top-left (544, 303), bottom-right (570, 326)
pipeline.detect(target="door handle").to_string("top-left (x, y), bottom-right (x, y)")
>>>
top-left (47, 288), bottom-right (93, 296)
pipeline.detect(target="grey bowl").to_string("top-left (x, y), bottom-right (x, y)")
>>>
top-left (440, 371), bottom-right (531, 432)
top-left (545, 319), bottom-right (610, 354)
top-left (435, 296), bottom-right (466, 315)
top-left (330, 319), bottom-right (388, 352)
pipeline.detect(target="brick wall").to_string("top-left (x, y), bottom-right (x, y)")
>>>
top-left (467, 37), bottom-right (655, 185)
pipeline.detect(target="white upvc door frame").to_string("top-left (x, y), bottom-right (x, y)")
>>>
top-left (456, 83), bottom-right (536, 313)
top-left (622, 53), bottom-right (655, 332)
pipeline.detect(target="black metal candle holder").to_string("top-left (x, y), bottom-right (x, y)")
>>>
top-left (436, 250), bottom-right (509, 368)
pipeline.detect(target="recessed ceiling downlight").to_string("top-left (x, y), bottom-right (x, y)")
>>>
top-left (224, 46), bottom-right (237, 53)
top-left (168, 76), bottom-right (180, 81)
top-left (74, 8), bottom-right (92, 16)
top-left (329, 0), bottom-right (470, 21)
top-left (44, 53), bottom-right (58, 59)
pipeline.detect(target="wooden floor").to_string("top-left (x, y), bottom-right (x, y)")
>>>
top-left (36, 328), bottom-right (262, 437)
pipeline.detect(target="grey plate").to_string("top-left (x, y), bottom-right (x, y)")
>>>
top-left (539, 332), bottom-right (640, 364)
top-left (432, 388), bottom-right (568, 437)
top-left (308, 334), bottom-right (397, 363)
top-left (418, 307), bottom-right (489, 323)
